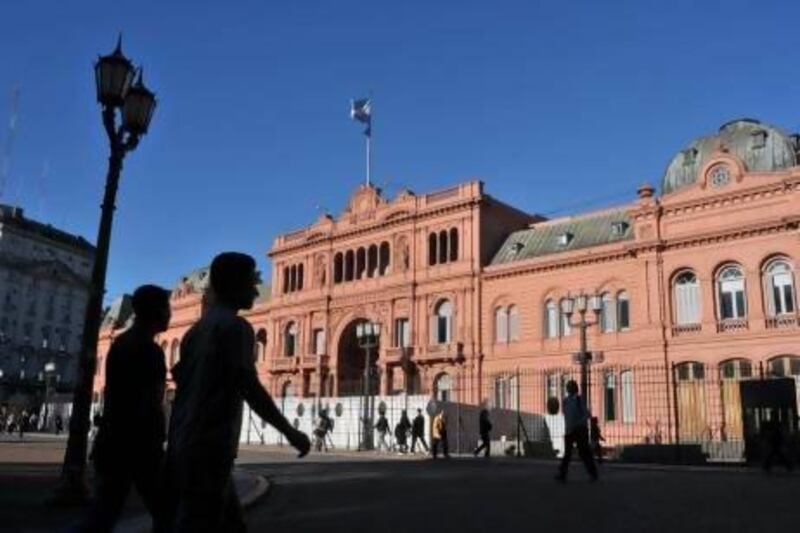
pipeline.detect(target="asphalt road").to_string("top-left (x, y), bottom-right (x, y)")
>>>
top-left (238, 448), bottom-right (798, 533)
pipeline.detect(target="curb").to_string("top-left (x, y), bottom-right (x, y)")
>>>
top-left (115, 470), bottom-right (270, 533)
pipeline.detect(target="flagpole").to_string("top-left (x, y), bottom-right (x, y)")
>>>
top-left (366, 133), bottom-right (371, 187)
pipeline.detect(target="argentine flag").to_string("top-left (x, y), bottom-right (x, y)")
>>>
top-left (350, 98), bottom-right (371, 137)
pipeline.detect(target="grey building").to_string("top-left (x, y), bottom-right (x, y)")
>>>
top-left (0, 204), bottom-right (94, 411)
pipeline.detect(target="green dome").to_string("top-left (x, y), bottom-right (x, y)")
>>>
top-left (662, 119), bottom-right (798, 194)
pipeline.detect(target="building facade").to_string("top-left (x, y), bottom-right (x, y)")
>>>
top-left (0, 204), bottom-right (94, 410)
top-left (95, 118), bottom-right (800, 452)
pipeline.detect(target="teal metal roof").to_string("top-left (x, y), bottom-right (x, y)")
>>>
top-left (490, 208), bottom-right (633, 265)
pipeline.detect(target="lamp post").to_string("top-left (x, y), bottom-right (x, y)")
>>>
top-left (356, 321), bottom-right (380, 451)
top-left (41, 361), bottom-right (56, 432)
top-left (561, 294), bottom-right (602, 409)
top-left (57, 36), bottom-right (157, 502)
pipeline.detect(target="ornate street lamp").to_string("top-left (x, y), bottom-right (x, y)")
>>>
top-left (56, 36), bottom-right (157, 503)
top-left (356, 321), bottom-right (380, 451)
top-left (562, 293), bottom-right (603, 409)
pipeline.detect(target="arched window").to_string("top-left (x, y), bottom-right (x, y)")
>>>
top-left (764, 259), bottom-right (796, 316)
top-left (620, 370), bottom-right (635, 423)
top-left (434, 372), bottom-right (452, 402)
top-left (431, 300), bottom-right (453, 344)
top-left (297, 264), bottom-right (304, 291)
top-left (617, 291), bottom-right (630, 330)
top-left (289, 265), bottom-right (297, 292)
top-left (284, 322), bottom-right (298, 357)
top-left (545, 300), bottom-right (559, 339)
top-left (600, 293), bottom-right (615, 333)
top-left (379, 242), bottom-right (390, 275)
top-left (367, 245), bottom-right (378, 278)
top-left (767, 355), bottom-right (800, 377)
top-left (495, 307), bottom-right (508, 343)
top-left (428, 233), bottom-right (438, 266)
top-left (356, 248), bottom-right (366, 279)
top-left (674, 271), bottom-right (701, 325)
top-left (170, 339), bottom-right (180, 367)
top-left (449, 228), bottom-right (459, 262)
top-left (256, 328), bottom-right (268, 362)
top-left (720, 358), bottom-right (752, 380)
top-left (559, 298), bottom-right (572, 336)
top-left (717, 265), bottom-right (747, 320)
top-left (438, 231), bottom-right (448, 264)
top-left (344, 250), bottom-right (354, 282)
top-left (603, 372), bottom-right (617, 421)
top-left (283, 266), bottom-right (290, 294)
top-left (333, 253), bottom-right (343, 284)
top-left (508, 305), bottom-right (519, 342)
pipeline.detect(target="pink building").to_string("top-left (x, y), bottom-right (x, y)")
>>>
top-left (95, 118), bottom-right (800, 454)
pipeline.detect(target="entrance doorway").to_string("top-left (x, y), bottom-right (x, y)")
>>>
top-left (337, 319), bottom-right (380, 397)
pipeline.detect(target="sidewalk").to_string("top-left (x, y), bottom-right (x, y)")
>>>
top-left (0, 437), bottom-right (269, 533)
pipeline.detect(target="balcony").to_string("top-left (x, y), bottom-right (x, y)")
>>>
top-left (716, 319), bottom-right (749, 334)
top-left (671, 323), bottom-right (702, 337)
top-left (270, 357), bottom-right (296, 372)
top-left (765, 315), bottom-right (798, 330)
top-left (385, 346), bottom-right (414, 364)
top-left (422, 342), bottom-right (463, 363)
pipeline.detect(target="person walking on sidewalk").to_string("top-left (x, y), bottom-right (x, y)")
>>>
top-left (555, 380), bottom-right (598, 482)
top-left (165, 252), bottom-right (311, 533)
top-left (79, 284), bottom-right (172, 532)
top-left (473, 409), bottom-right (492, 458)
top-left (431, 410), bottom-right (449, 459)
top-left (394, 410), bottom-right (411, 454)
top-left (374, 412), bottom-right (391, 452)
top-left (411, 409), bottom-right (429, 454)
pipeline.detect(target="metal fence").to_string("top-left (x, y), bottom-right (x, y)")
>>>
top-left (242, 363), bottom-right (800, 464)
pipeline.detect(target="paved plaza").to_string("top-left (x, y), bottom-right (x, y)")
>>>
top-left (1, 437), bottom-right (798, 532)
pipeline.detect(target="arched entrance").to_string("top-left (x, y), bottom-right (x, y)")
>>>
top-left (337, 319), bottom-right (380, 396)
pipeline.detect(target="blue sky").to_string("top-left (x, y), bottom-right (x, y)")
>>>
top-left (1, 0), bottom-right (798, 300)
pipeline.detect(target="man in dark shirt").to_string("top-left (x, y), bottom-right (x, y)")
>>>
top-left (81, 284), bottom-right (171, 532)
top-left (166, 252), bottom-right (310, 533)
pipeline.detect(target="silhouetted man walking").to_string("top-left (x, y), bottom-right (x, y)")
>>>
top-left (166, 252), bottom-right (310, 533)
top-left (473, 409), bottom-right (492, 458)
top-left (411, 408), bottom-right (429, 454)
top-left (555, 380), bottom-right (598, 482)
top-left (80, 285), bottom-right (171, 532)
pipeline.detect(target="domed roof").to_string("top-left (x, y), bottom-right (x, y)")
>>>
top-left (662, 119), bottom-right (799, 194)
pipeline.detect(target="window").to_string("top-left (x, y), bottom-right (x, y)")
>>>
top-left (768, 355), bottom-right (800, 378)
top-left (545, 300), bottom-right (559, 339)
top-left (367, 245), bottom-right (378, 277)
top-left (559, 298), bottom-right (572, 336)
top-left (720, 359), bottom-right (752, 380)
top-left (393, 318), bottom-right (410, 348)
top-left (677, 362), bottom-right (705, 381)
top-left (356, 248), bottom-right (366, 279)
top-left (434, 373), bottom-right (452, 402)
top-left (674, 271), bottom-right (701, 325)
top-left (765, 260), bottom-right (796, 316)
top-left (379, 242), bottom-right (390, 275)
top-left (494, 376), bottom-right (509, 409)
top-left (431, 300), bottom-right (453, 344)
top-left (557, 232), bottom-right (573, 246)
top-left (438, 231), bottom-right (448, 264)
top-left (718, 265), bottom-right (747, 320)
top-left (600, 293), bottom-right (615, 333)
top-left (284, 322), bottom-right (298, 357)
top-left (495, 307), bottom-right (508, 343)
top-left (604, 373), bottom-right (617, 422)
top-left (345, 250), bottom-right (354, 281)
top-left (334, 253), bottom-right (343, 284)
top-left (620, 370), bottom-right (635, 423)
top-left (617, 291), bottom-right (630, 330)
top-left (428, 233), bottom-right (437, 266)
top-left (312, 328), bottom-right (326, 355)
top-left (508, 305), bottom-right (519, 342)
top-left (449, 228), bottom-right (459, 262)
top-left (546, 373), bottom-right (565, 411)
top-left (256, 329), bottom-right (268, 361)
